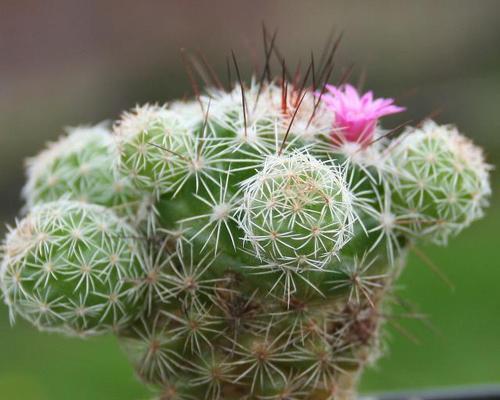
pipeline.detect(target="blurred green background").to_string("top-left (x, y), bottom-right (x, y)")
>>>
top-left (0, 1), bottom-right (499, 399)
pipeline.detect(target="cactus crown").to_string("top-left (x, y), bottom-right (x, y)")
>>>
top-left (0, 42), bottom-right (491, 400)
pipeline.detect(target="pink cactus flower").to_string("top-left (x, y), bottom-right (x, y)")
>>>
top-left (320, 84), bottom-right (405, 144)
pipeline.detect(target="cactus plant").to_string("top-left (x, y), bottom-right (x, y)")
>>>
top-left (1, 200), bottom-right (147, 336)
top-left (0, 47), bottom-right (491, 400)
top-left (23, 124), bottom-right (142, 219)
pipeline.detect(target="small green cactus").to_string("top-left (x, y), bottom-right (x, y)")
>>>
top-left (389, 120), bottom-right (491, 244)
top-left (115, 105), bottom-right (197, 196)
top-left (239, 152), bottom-right (354, 268)
top-left (0, 52), bottom-right (491, 399)
top-left (23, 124), bottom-right (142, 218)
top-left (1, 200), bottom-right (147, 336)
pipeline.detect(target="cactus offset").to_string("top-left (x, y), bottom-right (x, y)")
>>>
top-left (0, 50), bottom-right (491, 400)
top-left (1, 200), bottom-right (146, 336)
top-left (23, 125), bottom-right (142, 219)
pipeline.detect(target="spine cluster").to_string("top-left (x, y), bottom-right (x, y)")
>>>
top-left (0, 66), bottom-right (491, 399)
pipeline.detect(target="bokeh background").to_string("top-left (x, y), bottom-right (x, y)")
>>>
top-left (1, 1), bottom-right (499, 399)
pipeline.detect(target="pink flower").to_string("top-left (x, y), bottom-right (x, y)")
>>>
top-left (320, 84), bottom-right (405, 144)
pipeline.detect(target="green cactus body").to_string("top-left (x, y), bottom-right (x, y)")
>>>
top-left (1, 73), bottom-right (490, 399)
top-left (239, 152), bottom-right (355, 269)
top-left (23, 125), bottom-right (141, 218)
top-left (389, 120), bottom-right (491, 244)
top-left (115, 105), bottom-right (197, 196)
top-left (1, 201), bottom-right (146, 336)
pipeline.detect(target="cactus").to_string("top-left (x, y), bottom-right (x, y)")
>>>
top-left (1, 200), bottom-right (147, 336)
top-left (388, 120), bottom-right (491, 244)
top-left (23, 124), bottom-right (143, 219)
top-left (0, 54), bottom-right (491, 400)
